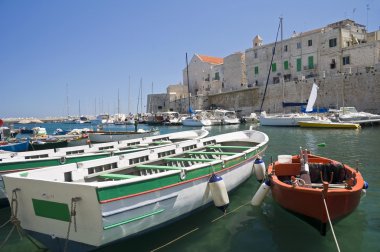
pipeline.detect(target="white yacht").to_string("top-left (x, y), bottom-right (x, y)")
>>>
top-left (213, 109), bottom-right (240, 125)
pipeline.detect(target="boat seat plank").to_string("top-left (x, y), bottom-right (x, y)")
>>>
top-left (99, 174), bottom-right (138, 180)
top-left (186, 151), bottom-right (236, 156)
top-left (163, 157), bottom-right (217, 162)
top-left (207, 146), bottom-right (251, 150)
top-left (273, 163), bottom-right (300, 176)
top-left (136, 164), bottom-right (183, 170)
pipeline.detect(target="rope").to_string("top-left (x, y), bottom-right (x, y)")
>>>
top-left (64, 197), bottom-right (81, 252)
top-left (322, 194), bottom-right (341, 252)
top-left (151, 200), bottom-right (251, 251)
top-left (150, 227), bottom-right (199, 252)
top-left (0, 189), bottom-right (46, 250)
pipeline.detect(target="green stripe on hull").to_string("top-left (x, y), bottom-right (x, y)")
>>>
top-left (32, 199), bottom-right (70, 222)
top-left (103, 209), bottom-right (165, 230)
top-left (0, 153), bottom-right (110, 173)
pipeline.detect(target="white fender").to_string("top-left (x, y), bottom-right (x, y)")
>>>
top-left (253, 158), bottom-right (266, 182)
top-left (209, 174), bottom-right (229, 212)
top-left (251, 180), bottom-right (270, 206)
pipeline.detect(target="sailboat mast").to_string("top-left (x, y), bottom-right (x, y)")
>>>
top-left (66, 83), bottom-right (69, 117)
top-left (280, 17), bottom-right (285, 113)
top-left (151, 82), bottom-right (154, 113)
top-left (117, 88), bottom-right (120, 115)
top-left (128, 75), bottom-right (131, 114)
top-left (186, 53), bottom-right (191, 115)
top-left (140, 78), bottom-right (143, 113)
top-left (78, 100), bottom-right (81, 117)
top-left (259, 19), bottom-right (282, 113)
top-left (136, 79), bottom-right (141, 114)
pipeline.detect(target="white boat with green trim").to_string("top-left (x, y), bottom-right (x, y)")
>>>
top-left (3, 129), bottom-right (268, 251)
top-left (0, 129), bottom-right (209, 206)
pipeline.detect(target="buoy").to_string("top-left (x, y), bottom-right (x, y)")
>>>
top-left (208, 174), bottom-right (229, 212)
top-left (251, 180), bottom-right (271, 206)
top-left (363, 181), bottom-right (369, 189)
top-left (317, 143), bottom-right (326, 147)
top-left (253, 158), bottom-right (266, 182)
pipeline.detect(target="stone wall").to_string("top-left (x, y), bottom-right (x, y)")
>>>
top-left (208, 63), bottom-right (380, 115)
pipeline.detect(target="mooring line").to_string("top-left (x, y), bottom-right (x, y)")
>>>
top-left (150, 227), bottom-right (199, 252)
top-left (322, 196), bottom-right (341, 252)
top-left (211, 201), bottom-right (250, 223)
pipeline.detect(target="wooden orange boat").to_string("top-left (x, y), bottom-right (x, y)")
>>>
top-left (268, 150), bottom-right (366, 235)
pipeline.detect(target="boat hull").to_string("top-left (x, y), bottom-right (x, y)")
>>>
top-left (0, 141), bottom-right (29, 152)
top-left (298, 121), bottom-right (360, 129)
top-left (26, 157), bottom-right (256, 252)
top-left (260, 115), bottom-right (317, 126)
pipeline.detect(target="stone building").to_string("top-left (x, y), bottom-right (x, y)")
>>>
top-left (245, 19), bottom-right (380, 87)
top-left (222, 52), bottom-right (247, 92)
top-left (183, 54), bottom-right (224, 96)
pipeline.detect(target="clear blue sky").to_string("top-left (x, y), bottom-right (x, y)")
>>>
top-left (1, 0), bottom-right (379, 118)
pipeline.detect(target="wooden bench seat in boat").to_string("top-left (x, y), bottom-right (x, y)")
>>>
top-left (99, 173), bottom-right (138, 180)
top-left (136, 164), bottom-right (183, 170)
top-left (186, 151), bottom-right (237, 156)
top-left (206, 146), bottom-right (252, 150)
top-left (163, 157), bottom-right (218, 162)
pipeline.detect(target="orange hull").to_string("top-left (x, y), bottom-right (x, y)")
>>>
top-left (268, 154), bottom-right (364, 232)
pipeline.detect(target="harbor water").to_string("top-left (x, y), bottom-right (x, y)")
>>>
top-left (0, 123), bottom-right (379, 252)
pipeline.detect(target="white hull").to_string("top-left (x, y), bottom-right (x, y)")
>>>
top-left (182, 118), bottom-right (212, 126)
top-left (3, 130), bottom-right (268, 251)
top-left (260, 113), bottom-right (317, 126)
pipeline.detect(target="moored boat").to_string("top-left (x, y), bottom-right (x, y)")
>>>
top-left (88, 128), bottom-right (159, 143)
top-left (267, 150), bottom-right (366, 235)
top-left (298, 119), bottom-right (361, 129)
top-left (259, 112), bottom-right (318, 126)
top-left (3, 128), bottom-right (268, 251)
top-left (0, 129), bottom-right (209, 205)
top-left (0, 141), bottom-right (29, 152)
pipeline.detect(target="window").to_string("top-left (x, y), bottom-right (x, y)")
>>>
top-left (214, 72), bottom-right (220, 80)
top-left (273, 77), bottom-right (280, 84)
top-left (308, 40), bottom-right (312, 46)
top-left (343, 56), bottom-right (350, 65)
top-left (296, 58), bottom-right (302, 72)
top-left (308, 56), bottom-right (314, 69)
top-left (254, 66), bottom-right (259, 75)
top-left (254, 51), bottom-right (257, 58)
top-left (330, 59), bottom-right (336, 69)
top-left (205, 74), bottom-right (210, 81)
top-left (329, 38), bottom-right (337, 47)
top-left (272, 63), bottom-right (277, 72)
top-left (284, 45), bottom-right (288, 52)
top-left (284, 60), bottom-right (289, 70)
top-left (297, 42), bottom-right (301, 49)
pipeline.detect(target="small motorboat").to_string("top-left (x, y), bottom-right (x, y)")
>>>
top-left (267, 149), bottom-right (366, 235)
